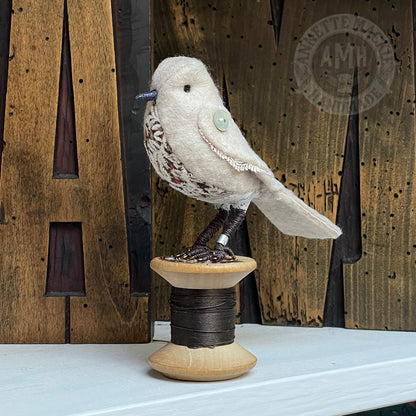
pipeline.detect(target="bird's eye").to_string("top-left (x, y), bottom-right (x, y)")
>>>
top-left (184, 84), bottom-right (191, 93)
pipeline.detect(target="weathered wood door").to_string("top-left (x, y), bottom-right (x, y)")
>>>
top-left (152, 0), bottom-right (416, 331)
top-left (0, 0), bottom-right (151, 343)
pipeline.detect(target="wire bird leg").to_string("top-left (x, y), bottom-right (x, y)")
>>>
top-left (174, 208), bottom-right (246, 263)
top-left (175, 209), bottom-right (228, 262)
top-left (212, 208), bottom-right (246, 262)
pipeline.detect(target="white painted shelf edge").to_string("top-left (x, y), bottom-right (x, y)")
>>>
top-left (1, 322), bottom-right (416, 416)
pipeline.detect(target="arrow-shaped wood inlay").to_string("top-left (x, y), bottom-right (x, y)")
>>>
top-left (53, 0), bottom-right (78, 179)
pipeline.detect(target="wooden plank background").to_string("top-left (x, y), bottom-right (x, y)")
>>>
top-left (343, 0), bottom-right (416, 331)
top-left (152, 0), bottom-right (416, 330)
top-left (0, 0), bottom-right (415, 341)
top-left (0, 0), bottom-right (150, 343)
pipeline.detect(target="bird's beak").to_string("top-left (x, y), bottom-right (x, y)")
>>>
top-left (135, 90), bottom-right (158, 103)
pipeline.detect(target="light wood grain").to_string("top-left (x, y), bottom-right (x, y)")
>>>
top-left (148, 341), bottom-right (257, 381)
top-left (65, 0), bottom-right (148, 342)
top-left (0, 0), bottom-right (148, 342)
top-left (0, 0), bottom-right (66, 342)
top-left (150, 256), bottom-right (257, 289)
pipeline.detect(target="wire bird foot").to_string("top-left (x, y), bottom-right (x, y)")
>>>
top-left (173, 244), bottom-right (236, 263)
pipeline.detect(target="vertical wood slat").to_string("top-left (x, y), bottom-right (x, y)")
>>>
top-left (344, 0), bottom-right (416, 331)
top-left (111, 0), bottom-right (152, 296)
top-left (65, 0), bottom-right (149, 342)
top-left (0, 1), bottom-right (66, 342)
top-left (0, 0), bottom-right (149, 343)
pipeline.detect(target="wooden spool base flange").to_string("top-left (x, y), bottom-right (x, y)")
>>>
top-left (149, 341), bottom-right (257, 381)
top-left (149, 256), bottom-right (258, 381)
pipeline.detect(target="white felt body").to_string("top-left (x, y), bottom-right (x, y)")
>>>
top-left (145, 56), bottom-right (342, 239)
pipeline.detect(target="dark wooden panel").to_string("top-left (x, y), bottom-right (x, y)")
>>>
top-left (111, 0), bottom-right (152, 295)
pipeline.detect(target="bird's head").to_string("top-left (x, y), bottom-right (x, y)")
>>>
top-left (136, 56), bottom-right (222, 117)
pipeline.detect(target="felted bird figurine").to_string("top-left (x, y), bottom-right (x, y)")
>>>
top-left (137, 56), bottom-right (342, 262)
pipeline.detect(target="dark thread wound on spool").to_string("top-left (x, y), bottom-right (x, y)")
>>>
top-left (170, 287), bottom-right (236, 349)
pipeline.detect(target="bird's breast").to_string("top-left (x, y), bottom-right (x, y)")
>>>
top-left (143, 103), bottom-right (228, 202)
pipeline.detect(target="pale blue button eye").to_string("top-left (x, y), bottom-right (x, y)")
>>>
top-left (213, 110), bottom-right (230, 132)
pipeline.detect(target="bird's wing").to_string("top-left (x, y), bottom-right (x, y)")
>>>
top-left (253, 188), bottom-right (342, 239)
top-left (198, 106), bottom-right (341, 239)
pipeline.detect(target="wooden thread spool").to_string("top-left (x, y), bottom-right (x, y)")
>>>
top-left (149, 256), bottom-right (258, 381)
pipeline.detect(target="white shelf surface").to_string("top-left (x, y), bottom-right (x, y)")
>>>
top-left (1, 322), bottom-right (416, 416)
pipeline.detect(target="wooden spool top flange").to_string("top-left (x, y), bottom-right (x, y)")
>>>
top-left (150, 256), bottom-right (257, 289)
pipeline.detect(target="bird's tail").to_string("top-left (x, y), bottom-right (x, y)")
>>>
top-left (252, 180), bottom-right (342, 239)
